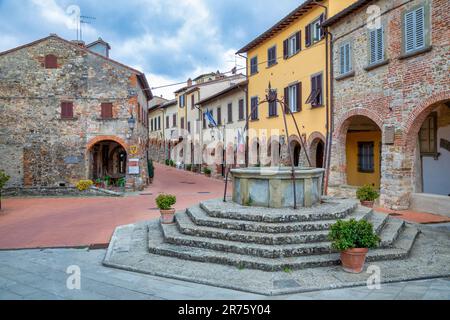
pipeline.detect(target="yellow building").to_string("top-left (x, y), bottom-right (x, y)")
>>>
top-left (237, 0), bottom-right (357, 169)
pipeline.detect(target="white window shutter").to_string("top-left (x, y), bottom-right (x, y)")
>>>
top-left (370, 30), bottom-right (377, 64)
top-left (415, 7), bottom-right (425, 49)
top-left (345, 43), bottom-right (351, 72)
top-left (377, 27), bottom-right (384, 62)
top-left (405, 11), bottom-right (415, 53)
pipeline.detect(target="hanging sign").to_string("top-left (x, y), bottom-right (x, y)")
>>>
top-left (128, 159), bottom-right (140, 175)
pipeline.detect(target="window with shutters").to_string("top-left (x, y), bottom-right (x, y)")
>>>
top-left (217, 107), bottom-right (222, 125)
top-left (250, 97), bottom-right (259, 121)
top-left (45, 54), bottom-right (57, 69)
top-left (284, 32), bottom-right (301, 58)
top-left (227, 103), bottom-right (233, 123)
top-left (61, 102), bottom-right (74, 119)
top-left (306, 14), bottom-right (325, 47)
top-left (358, 142), bottom-right (375, 173)
top-left (404, 6), bottom-right (426, 54)
top-left (339, 42), bottom-right (352, 75)
top-left (306, 73), bottom-right (323, 107)
top-left (267, 46), bottom-right (277, 67)
top-left (101, 103), bottom-right (113, 119)
top-left (369, 26), bottom-right (385, 65)
top-left (191, 94), bottom-right (195, 110)
top-left (166, 116), bottom-right (170, 129)
top-left (180, 117), bottom-right (185, 130)
top-left (238, 99), bottom-right (245, 120)
top-left (419, 113), bottom-right (437, 156)
top-left (285, 83), bottom-right (301, 113)
top-left (268, 100), bottom-right (277, 117)
top-left (172, 114), bottom-right (177, 127)
top-left (250, 56), bottom-right (258, 75)
top-left (179, 94), bottom-right (185, 108)
top-left (187, 121), bottom-right (191, 133)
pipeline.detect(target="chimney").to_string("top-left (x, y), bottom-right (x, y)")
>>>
top-left (86, 38), bottom-right (111, 58)
top-left (71, 40), bottom-right (86, 48)
top-left (187, 78), bottom-right (193, 87)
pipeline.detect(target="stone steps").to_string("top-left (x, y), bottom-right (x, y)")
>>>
top-left (378, 217), bottom-right (406, 248)
top-left (200, 198), bottom-right (359, 223)
top-left (148, 223), bottom-right (420, 272)
top-left (186, 205), bottom-right (372, 234)
top-left (161, 212), bottom-right (398, 258)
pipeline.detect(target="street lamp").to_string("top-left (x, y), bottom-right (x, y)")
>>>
top-left (128, 115), bottom-right (136, 132)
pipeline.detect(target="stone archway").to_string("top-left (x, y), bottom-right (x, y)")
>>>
top-left (288, 135), bottom-right (302, 167)
top-left (308, 132), bottom-right (326, 168)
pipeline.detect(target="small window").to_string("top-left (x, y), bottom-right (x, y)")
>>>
top-left (179, 95), bottom-right (185, 108)
top-left (217, 107), bottom-right (222, 125)
top-left (250, 97), bottom-right (259, 120)
top-left (306, 14), bottom-right (325, 47)
top-left (267, 46), bottom-right (277, 67)
top-left (404, 6), bottom-right (426, 54)
top-left (166, 116), bottom-right (170, 129)
top-left (45, 54), bottom-right (57, 69)
top-left (284, 32), bottom-right (301, 58)
top-left (227, 103), bottom-right (233, 123)
top-left (180, 117), bottom-right (185, 130)
top-left (238, 99), bottom-right (245, 120)
top-left (339, 42), bottom-right (352, 75)
top-left (187, 121), bottom-right (191, 133)
top-left (191, 94), bottom-right (195, 110)
top-left (369, 27), bottom-right (385, 65)
top-left (419, 113), bottom-right (437, 156)
top-left (268, 90), bottom-right (278, 117)
top-left (101, 103), bottom-right (113, 119)
top-left (173, 114), bottom-right (177, 127)
top-left (250, 56), bottom-right (258, 75)
top-left (306, 73), bottom-right (323, 107)
top-left (61, 102), bottom-right (73, 119)
top-left (285, 83), bottom-right (301, 113)
top-left (358, 142), bottom-right (375, 173)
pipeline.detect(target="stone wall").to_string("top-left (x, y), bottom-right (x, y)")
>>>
top-left (2, 186), bottom-right (123, 197)
top-left (328, 0), bottom-right (450, 209)
top-left (0, 36), bottom-right (150, 190)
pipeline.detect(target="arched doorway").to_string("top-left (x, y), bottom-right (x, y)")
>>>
top-left (89, 140), bottom-right (127, 184)
top-left (315, 140), bottom-right (324, 168)
top-left (412, 101), bottom-right (450, 196)
top-left (345, 116), bottom-right (382, 188)
top-left (290, 139), bottom-right (301, 167)
top-left (308, 133), bottom-right (326, 169)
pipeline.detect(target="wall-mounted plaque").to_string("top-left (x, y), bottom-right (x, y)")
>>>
top-left (384, 126), bottom-right (395, 145)
top-left (128, 159), bottom-right (140, 175)
top-left (64, 156), bottom-right (81, 164)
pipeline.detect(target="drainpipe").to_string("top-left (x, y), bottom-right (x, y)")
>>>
top-left (237, 52), bottom-right (249, 167)
top-left (313, 1), bottom-right (330, 194)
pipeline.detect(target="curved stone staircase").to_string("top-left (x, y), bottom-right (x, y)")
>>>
top-left (148, 198), bottom-right (419, 272)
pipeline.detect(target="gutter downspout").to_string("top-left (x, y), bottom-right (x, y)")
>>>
top-left (237, 52), bottom-right (249, 167)
top-left (313, 1), bottom-right (329, 194)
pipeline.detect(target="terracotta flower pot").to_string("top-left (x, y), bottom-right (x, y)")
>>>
top-left (340, 248), bottom-right (369, 273)
top-left (160, 209), bottom-right (176, 224)
top-left (360, 200), bottom-right (374, 208)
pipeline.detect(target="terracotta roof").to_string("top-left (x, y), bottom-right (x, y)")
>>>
top-left (0, 34), bottom-right (153, 100)
top-left (174, 74), bottom-right (245, 94)
top-left (236, 0), bottom-right (322, 54)
top-left (322, 0), bottom-right (372, 27)
top-left (161, 99), bottom-right (177, 108)
top-left (197, 80), bottom-right (248, 106)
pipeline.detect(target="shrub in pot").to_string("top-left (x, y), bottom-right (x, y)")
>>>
top-left (0, 170), bottom-right (10, 211)
top-left (148, 159), bottom-right (155, 184)
top-left (329, 219), bottom-right (380, 273)
top-left (156, 194), bottom-right (177, 224)
top-left (203, 167), bottom-right (212, 177)
top-left (356, 185), bottom-right (379, 208)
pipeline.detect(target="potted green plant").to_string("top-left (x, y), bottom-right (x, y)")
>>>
top-left (156, 194), bottom-right (177, 224)
top-left (356, 185), bottom-right (380, 208)
top-left (186, 164), bottom-right (192, 171)
top-left (203, 167), bottom-right (212, 177)
top-left (0, 170), bottom-right (10, 211)
top-left (329, 219), bottom-right (380, 273)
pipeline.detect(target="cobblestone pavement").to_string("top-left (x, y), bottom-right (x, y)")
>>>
top-left (0, 163), bottom-right (228, 250)
top-left (0, 248), bottom-right (449, 300)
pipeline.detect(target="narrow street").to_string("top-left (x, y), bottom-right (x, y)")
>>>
top-left (0, 163), bottom-right (228, 250)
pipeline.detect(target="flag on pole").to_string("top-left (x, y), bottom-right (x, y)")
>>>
top-left (205, 110), bottom-right (217, 127)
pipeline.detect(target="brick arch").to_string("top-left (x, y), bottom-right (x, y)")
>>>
top-left (307, 131), bottom-right (326, 148)
top-left (334, 108), bottom-right (384, 141)
top-left (86, 135), bottom-right (129, 152)
top-left (403, 91), bottom-right (450, 149)
top-left (308, 132), bottom-right (326, 168)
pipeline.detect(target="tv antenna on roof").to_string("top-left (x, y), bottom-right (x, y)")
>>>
top-left (78, 15), bottom-right (96, 42)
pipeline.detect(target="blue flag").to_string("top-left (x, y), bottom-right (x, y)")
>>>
top-left (205, 110), bottom-right (217, 127)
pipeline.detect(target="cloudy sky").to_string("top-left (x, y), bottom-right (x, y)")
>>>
top-left (0, 0), bottom-right (302, 98)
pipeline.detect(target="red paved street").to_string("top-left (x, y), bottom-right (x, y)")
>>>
top-left (0, 163), bottom-right (229, 250)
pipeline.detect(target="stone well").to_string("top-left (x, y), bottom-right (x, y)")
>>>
top-left (231, 167), bottom-right (325, 208)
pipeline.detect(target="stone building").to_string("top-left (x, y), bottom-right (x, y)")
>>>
top-left (0, 34), bottom-right (153, 191)
top-left (323, 0), bottom-right (449, 214)
top-left (148, 96), bottom-right (168, 163)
